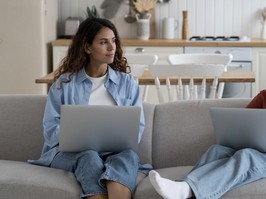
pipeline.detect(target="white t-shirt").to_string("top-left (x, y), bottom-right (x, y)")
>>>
top-left (88, 73), bottom-right (116, 105)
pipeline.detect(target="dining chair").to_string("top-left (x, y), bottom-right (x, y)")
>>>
top-left (125, 53), bottom-right (158, 101)
top-left (148, 53), bottom-right (233, 103)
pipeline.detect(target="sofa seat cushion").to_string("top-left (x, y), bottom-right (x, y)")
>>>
top-left (134, 165), bottom-right (266, 199)
top-left (0, 160), bottom-right (80, 199)
top-left (222, 178), bottom-right (266, 199)
top-left (0, 160), bottom-right (147, 199)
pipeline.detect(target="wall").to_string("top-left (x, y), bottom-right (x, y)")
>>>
top-left (58, 0), bottom-right (266, 39)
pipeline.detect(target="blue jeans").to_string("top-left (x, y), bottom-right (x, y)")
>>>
top-left (185, 144), bottom-right (266, 199)
top-left (50, 149), bottom-right (140, 198)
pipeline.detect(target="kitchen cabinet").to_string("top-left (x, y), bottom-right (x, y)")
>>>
top-left (53, 46), bottom-right (68, 69)
top-left (252, 48), bottom-right (266, 95)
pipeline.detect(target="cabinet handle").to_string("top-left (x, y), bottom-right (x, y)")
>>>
top-left (135, 48), bottom-right (145, 53)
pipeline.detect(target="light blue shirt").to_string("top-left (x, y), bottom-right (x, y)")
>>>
top-left (29, 66), bottom-right (145, 166)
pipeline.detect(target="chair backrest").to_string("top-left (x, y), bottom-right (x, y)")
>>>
top-left (125, 53), bottom-right (158, 77)
top-left (125, 53), bottom-right (158, 102)
top-left (148, 53), bottom-right (232, 103)
top-left (168, 53), bottom-right (232, 66)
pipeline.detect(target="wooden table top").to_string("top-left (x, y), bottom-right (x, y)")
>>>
top-left (36, 71), bottom-right (255, 85)
top-left (52, 38), bottom-right (266, 47)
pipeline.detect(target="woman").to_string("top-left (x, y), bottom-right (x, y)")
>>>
top-left (149, 89), bottom-right (266, 199)
top-left (29, 17), bottom-right (145, 199)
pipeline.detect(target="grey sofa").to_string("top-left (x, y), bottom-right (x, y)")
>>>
top-left (1, 94), bottom-right (266, 199)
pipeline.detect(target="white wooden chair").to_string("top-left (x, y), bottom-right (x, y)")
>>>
top-left (148, 53), bottom-right (232, 103)
top-left (125, 53), bottom-right (158, 101)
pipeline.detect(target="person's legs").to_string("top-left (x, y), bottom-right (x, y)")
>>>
top-left (100, 149), bottom-right (140, 199)
top-left (149, 145), bottom-right (266, 199)
top-left (106, 181), bottom-right (131, 199)
top-left (149, 170), bottom-right (192, 199)
top-left (87, 195), bottom-right (107, 199)
top-left (51, 150), bottom-right (107, 198)
top-left (186, 148), bottom-right (266, 199)
top-left (190, 144), bottom-right (236, 172)
top-left (149, 144), bottom-right (235, 199)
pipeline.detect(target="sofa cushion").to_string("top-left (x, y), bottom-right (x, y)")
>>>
top-left (0, 160), bottom-right (80, 199)
top-left (222, 178), bottom-right (266, 199)
top-left (0, 95), bottom-right (46, 161)
top-left (138, 102), bottom-right (155, 165)
top-left (152, 99), bottom-right (250, 169)
top-left (0, 159), bottom-right (148, 199)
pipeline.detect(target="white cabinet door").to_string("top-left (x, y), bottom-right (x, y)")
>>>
top-left (252, 48), bottom-right (266, 96)
top-left (123, 46), bottom-right (183, 64)
top-left (53, 46), bottom-right (68, 70)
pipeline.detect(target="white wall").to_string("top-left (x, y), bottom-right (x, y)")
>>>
top-left (58, 0), bottom-right (266, 39)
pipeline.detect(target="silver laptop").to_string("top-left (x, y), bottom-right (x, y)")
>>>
top-left (210, 107), bottom-right (266, 152)
top-left (59, 105), bottom-right (141, 153)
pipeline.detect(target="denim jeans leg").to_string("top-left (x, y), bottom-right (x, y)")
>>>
top-left (190, 144), bottom-right (236, 172)
top-left (99, 149), bottom-right (140, 194)
top-left (50, 150), bottom-right (107, 198)
top-left (74, 150), bottom-right (107, 197)
top-left (185, 147), bottom-right (266, 199)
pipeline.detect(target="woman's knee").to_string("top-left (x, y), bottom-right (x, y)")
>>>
top-left (208, 144), bottom-right (235, 154)
top-left (235, 148), bottom-right (258, 158)
top-left (78, 150), bottom-right (102, 165)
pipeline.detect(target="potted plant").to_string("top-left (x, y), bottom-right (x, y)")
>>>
top-left (133, 0), bottom-right (157, 19)
top-left (85, 5), bottom-right (99, 18)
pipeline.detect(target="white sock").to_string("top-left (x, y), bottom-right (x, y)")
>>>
top-left (149, 170), bottom-right (193, 199)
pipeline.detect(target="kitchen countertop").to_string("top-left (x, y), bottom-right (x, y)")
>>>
top-left (52, 38), bottom-right (266, 47)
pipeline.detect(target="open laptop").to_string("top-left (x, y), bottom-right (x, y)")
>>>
top-left (59, 105), bottom-right (141, 153)
top-left (210, 107), bottom-right (266, 152)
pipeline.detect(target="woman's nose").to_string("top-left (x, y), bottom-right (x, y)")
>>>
top-left (108, 42), bottom-right (115, 51)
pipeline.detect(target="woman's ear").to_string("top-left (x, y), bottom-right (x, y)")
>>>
top-left (84, 43), bottom-right (91, 54)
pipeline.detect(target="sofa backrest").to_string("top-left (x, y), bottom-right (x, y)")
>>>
top-left (0, 94), bottom-right (155, 165)
top-left (0, 94), bottom-right (252, 169)
top-left (0, 94), bottom-right (46, 161)
top-left (151, 98), bottom-right (251, 169)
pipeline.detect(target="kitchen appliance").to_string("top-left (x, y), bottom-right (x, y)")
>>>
top-left (184, 46), bottom-right (252, 98)
top-left (189, 36), bottom-right (240, 41)
top-left (64, 17), bottom-right (80, 37)
top-left (0, 0), bottom-right (58, 94)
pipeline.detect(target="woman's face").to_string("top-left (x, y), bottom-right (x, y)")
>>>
top-left (85, 27), bottom-right (116, 66)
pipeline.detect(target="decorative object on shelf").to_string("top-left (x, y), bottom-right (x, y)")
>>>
top-left (136, 13), bottom-right (151, 40)
top-left (101, 0), bottom-right (123, 19)
top-left (124, 0), bottom-right (136, 23)
top-left (85, 5), bottom-right (99, 18)
top-left (260, 7), bottom-right (266, 40)
top-left (134, 0), bottom-right (157, 18)
top-left (181, 10), bottom-right (189, 40)
top-left (133, 0), bottom-right (157, 40)
top-left (162, 17), bottom-right (178, 39)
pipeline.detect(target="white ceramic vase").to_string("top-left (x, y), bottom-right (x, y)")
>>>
top-left (136, 13), bottom-right (151, 40)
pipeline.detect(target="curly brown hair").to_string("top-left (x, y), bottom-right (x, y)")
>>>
top-left (54, 17), bottom-right (129, 83)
